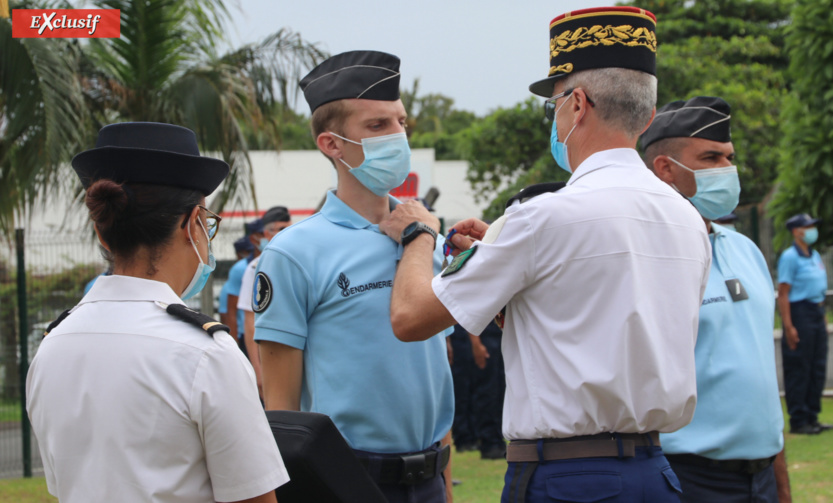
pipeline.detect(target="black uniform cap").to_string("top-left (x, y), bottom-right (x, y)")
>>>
top-left (300, 50), bottom-right (401, 113)
top-left (72, 122), bottom-right (229, 196)
top-left (262, 206), bottom-right (291, 225)
top-left (641, 96), bottom-right (732, 149)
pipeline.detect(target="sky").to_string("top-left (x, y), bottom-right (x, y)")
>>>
top-left (227, 0), bottom-right (612, 117)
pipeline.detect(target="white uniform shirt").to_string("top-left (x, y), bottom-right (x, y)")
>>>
top-left (433, 148), bottom-right (711, 440)
top-left (27, 275), bottom-right (288, 503)
top-left (238, 256), bottom-right (260, 312)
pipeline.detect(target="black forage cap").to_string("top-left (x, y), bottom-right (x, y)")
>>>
top-left (300, 50), bottom-right (401, 113)
top-left (641, 96), bottom-right (732, 149)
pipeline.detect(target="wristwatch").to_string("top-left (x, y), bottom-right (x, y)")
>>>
top-left (401, 221), bottom-right (438, 247)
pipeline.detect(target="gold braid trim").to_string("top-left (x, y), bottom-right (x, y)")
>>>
top-left (549, 24), bottom-right (657, 60)
top-left (548, 63), bottom-right (575, 77)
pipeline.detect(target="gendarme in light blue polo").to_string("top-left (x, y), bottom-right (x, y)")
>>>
top-left (778, 243), bottom-right (827, 304)
top-left (254, 191), bottom-right (453, 454)
top-left (661, 224), bottom-right (784, 460)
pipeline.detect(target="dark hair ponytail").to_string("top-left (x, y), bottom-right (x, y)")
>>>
top-left (85, 180), bottom-right (202, 261)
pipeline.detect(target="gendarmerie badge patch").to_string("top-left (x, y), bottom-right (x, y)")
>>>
top-left (441, 246), bottom-right (478, 277)
top-left (253, 272), bottom-right (272, 313)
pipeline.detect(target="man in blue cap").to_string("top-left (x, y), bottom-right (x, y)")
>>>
top-left (224, 220), bottom-right (262, 356)
top-left (778, 213), bottom-right (830, 435)
top-left (252, 51), bottom-right (454, 502)
top-left (218, 237), bottom-right (254, 330)
top-left (642, 96), bottom-right (791, 502)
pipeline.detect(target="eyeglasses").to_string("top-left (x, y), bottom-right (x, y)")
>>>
top-left (544, 88), bottom-right (596, 121)
top-left (199, 205), bottom-right (222, 241)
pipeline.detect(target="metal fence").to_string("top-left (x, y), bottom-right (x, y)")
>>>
top-left (0, 225), bottom-right (245, 479)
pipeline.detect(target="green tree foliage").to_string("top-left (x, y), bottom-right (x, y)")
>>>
top-left (633, 0), bottom-right (792, 205)
top-left (458, 98), bottom-right (565, 220)
top-left (401, 79), bottom-right (477, 160)
top-left (768, 0), bottom-right (833, 248)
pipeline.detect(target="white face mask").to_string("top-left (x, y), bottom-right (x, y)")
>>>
top-left (331, 132), bottom-right (411, 196)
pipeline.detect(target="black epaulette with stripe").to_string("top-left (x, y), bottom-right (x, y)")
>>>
top-left (165, 304), bottom-right (229, 336)
top-left (44, 309), bottom-right (72, 336)
top-left (505, 181), bottom-right (566, 208)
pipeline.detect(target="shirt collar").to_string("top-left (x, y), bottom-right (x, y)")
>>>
top-left (81, 275), bottom-right (184, 306)
top-left (320, 190), bottom-right (401, 230)
top-left (566, 148), bottom-right (644, 185)
top-left (793, 241), bottom-right (812, 257)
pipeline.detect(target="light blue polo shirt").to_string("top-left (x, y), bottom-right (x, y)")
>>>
top-left (218, 281), bottom-right (230, 314)
top-left (661, 224), bottom-right (784, 460)
top-left (225, 257), bottom-right (249, 338)
top-left (778, 243), bottom-right (827, 303)
top-left (254, 191), bottom-right (454, 454)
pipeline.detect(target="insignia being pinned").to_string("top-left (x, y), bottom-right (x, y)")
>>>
top-left (253, 272), bottom-right (273, 313)
top-left (441, 246), bottom-right (478, 277)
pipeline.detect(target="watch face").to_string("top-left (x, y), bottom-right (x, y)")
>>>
top-left (404, 222), bottom-right (418, 236)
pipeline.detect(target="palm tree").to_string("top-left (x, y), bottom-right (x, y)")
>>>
top-left (0, 0), bottom-right (326, 237)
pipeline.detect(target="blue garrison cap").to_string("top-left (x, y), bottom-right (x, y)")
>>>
top-left (245, 218), bottom-right (264, 235)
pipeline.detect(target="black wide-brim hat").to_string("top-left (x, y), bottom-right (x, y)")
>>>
top-left (72, 122), bottom-right (229, 196)
top-left (529, 6), bottom-right (658, 98)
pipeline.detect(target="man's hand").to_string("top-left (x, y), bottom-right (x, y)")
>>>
top-left (785, 325), bottom-right (800, 351)
top-left (380, 200), bottom-right (440, 243)
top-left (470, 335), bottom-right (490, 369)
top-left (445, 218), bottom-right (490, 254)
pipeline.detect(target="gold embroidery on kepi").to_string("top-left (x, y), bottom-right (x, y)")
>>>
top-left (549, 25), bottom-right (657, 59)
top-left (529, 6), bottom-right (658, 98)
top-left (548, 63), bottom-right (574, 77)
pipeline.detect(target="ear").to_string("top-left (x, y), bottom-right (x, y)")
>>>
top-left (317, 132), bottom-right (343, 162)
top-left (93, 224), bottom-right (111, 252)
top-left (652, 155), bottom-right (676, 185)
top-left (184, 205), bottom-right (201, 243)
top-left (640, 107), bottom-right (657, 135)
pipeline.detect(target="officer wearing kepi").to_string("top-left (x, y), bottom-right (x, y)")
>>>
top-left (381, 7), bottom-right (711, 503)
top-left (252, 51), bottom-right (454, 502)
top-left (642, 96), bottom-right (792, 502)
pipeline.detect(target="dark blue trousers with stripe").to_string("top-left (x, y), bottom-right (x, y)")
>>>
top-left (501, 446), bottom-right (682, 503)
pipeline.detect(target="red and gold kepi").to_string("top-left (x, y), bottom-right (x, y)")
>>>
top-left (529, 6), bottom-right (657, 98)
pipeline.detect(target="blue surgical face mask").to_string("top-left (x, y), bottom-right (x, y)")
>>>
top-left (802, 227), bottom-right (819, 246)
top-left (331, 132), bottom-right (411, 196)
top-left (259, 237), bottom-right (269, 251)
top-left (550, 94), bottom-right (578, 174)
top-left (669, 157), bottom-right (741, 221)
top-left (181, 219), bottom-right (215, 300)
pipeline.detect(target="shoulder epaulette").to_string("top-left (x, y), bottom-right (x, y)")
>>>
top-left (166, 304), bottom-right (229, 337)
top-left (505, 182), bottom-right (566, 208)
top-left (44, 309), bottom-right (72, 337)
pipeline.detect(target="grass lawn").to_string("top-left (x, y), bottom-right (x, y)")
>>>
top-left (2, 398), bottom-right (832, 502)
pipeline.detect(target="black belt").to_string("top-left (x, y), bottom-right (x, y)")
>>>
top-left (357, 444), bottom-right (451, 485)
top-left (666, 453), bottom-right (775, 475)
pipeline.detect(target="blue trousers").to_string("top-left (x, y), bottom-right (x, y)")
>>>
top-left (667, 457), bottom-right (777, 503)
top-left (782, 300), bottom-right (828, 429)
top-left (501, 446), bottom-right (681, 503)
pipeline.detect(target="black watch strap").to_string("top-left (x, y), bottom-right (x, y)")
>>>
top-left (401, 222), bottom-right (438, 247)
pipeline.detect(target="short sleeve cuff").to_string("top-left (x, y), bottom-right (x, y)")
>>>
top-left (432, 275), bottom-right (492, 336)
top-left (254, 326), bottom-right (306, 350)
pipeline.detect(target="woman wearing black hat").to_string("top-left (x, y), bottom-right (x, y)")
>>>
top-left (26, 123), bottom-right (288, 503)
